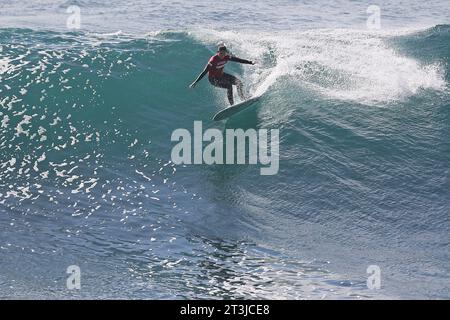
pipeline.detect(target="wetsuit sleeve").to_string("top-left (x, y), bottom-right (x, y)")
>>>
top-left (193, 63), bottom-right (210, 84)
top-left (229, 56), bottom-right (253, 64)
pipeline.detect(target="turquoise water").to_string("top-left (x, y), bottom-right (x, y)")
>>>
top-left (0, 1), bottom-right (449, 299)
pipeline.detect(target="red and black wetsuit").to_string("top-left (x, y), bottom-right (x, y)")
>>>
top-left (193, 53), bottom-right (253, 105)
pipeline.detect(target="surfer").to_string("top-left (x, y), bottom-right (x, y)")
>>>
top-left (189, 45), bottom-right (255, 105)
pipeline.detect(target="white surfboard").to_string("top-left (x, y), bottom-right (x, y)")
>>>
top-left (212, 96), bottom-right (261, 121)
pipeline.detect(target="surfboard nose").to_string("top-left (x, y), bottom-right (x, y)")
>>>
top-left (213, 96), bottom-right (261, 121)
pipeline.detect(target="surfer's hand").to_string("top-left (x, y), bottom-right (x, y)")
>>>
top-left (251, 61), bottom-right (256, 65)
top-left (189, 82), bottom-right (196, 88)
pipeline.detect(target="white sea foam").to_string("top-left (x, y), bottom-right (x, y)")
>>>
top-left (192, 27), bottom-right (446, 105)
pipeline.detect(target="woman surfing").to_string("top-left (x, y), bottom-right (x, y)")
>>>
top-left (189, 45), bottom-right (255, 105)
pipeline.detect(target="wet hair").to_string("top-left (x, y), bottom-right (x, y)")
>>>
top-left (218, 45), bottom-right (228, 53)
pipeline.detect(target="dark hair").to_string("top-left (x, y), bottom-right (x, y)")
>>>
top-left (218, 45), bottom-right (228, 52)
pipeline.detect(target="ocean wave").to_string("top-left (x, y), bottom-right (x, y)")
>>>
top-left (0, 25), bottom-right (449, 299)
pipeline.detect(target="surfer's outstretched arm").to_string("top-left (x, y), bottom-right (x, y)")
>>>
top-left (230, 56), bottom-right (255, 65)
top-left (189, 64), bottom-right (210, 88)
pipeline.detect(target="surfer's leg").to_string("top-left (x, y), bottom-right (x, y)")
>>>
top-left (222, 75), bottom-right (235, 105)
top-left (226, 85), bottom-right (234, 105)
top-left (225, 73), bottom-right (245, 100)
top-left (235, 78), bottom-right (245, 100)
top-left (210, 75), bottom-right (235, 105)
